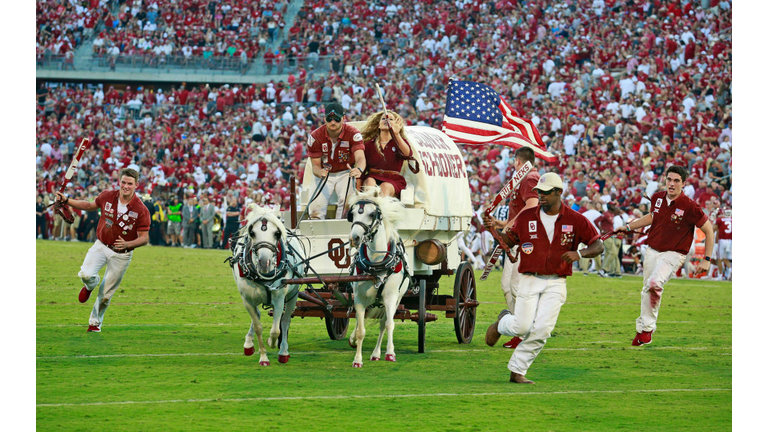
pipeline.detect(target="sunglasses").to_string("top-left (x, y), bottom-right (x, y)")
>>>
top-left (325, 109), bottom-right (344, 123)
top-left (537, 189), bottom-right (556, 196)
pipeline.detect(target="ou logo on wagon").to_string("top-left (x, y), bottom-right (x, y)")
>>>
top-left (328, 238), bottom-right (350, 268)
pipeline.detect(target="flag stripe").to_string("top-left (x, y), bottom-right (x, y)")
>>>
top-left (443, 115), bottom-right (526, 139)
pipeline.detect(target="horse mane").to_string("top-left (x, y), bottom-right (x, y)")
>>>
top-left (348, 186), bottom-right (406, 242)
top-left (238, 203), bottom-right (287, 240)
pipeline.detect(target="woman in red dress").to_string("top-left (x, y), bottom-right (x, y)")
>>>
top-left (358, 111), bottom-right (412, 198)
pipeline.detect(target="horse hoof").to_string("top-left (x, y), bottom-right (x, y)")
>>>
top-left (244, 347), bottom-right (255, 356)
top-left (353, 362), bottom-right (363, 368)
top-left (278, 355), bottom-right (290, 364)
top-left (385, 354), bottom-right (396, 362)
top-left (370, 356), bottom-right (380, 361)
top-left (259, 361), bottom-right (270, 366)
top-left (349, 339), bottom-right (357, 348)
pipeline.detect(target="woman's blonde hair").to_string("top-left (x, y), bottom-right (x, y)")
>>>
top-left (360, 111), bottom-right (409, 160)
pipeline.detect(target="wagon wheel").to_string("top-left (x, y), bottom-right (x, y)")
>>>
top-left (453, 261), bottom-right (477, 344)
top-left (325, 314), bottom-right (349, 340)
top-left (417, 278), bottom-right (426, 353)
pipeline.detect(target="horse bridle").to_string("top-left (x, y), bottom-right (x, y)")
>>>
top-left (246, 217), bottom-right (289, 281)
top-left (347, 200), bottom-right (383, 245)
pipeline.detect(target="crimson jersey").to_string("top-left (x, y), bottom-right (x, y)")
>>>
top-left (645, 191), bottom-right (708, 255)
top-left (94, 191), bottom-right (151, 250)
top-left (307, 123), bottom-right (364, 173)
top-left (510, 204), bottom-right (600, 277)
top-left (715, 216), bottom-right (732, 241)
top-left (508, 171), bottom-right (541, 222)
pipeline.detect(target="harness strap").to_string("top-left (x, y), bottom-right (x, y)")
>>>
top-left (353, 239), bottom-right (409, 301)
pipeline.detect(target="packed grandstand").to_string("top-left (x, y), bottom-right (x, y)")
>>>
top-left (35, 0), bottom-right (732, 278)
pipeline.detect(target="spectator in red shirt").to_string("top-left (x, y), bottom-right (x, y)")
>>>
top-left (619, 165), bottom-right (715, 347)
top-left (484, 173), bottom-right (603, 384)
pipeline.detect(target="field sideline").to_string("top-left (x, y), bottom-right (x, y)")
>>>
top-left (36, 240), bottom-right (732, 430)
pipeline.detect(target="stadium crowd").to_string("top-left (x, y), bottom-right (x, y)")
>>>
top-left (36, 0), bottom-right (732, 277)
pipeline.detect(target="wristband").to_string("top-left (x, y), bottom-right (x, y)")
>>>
top-left (704, 256), bottom-right (713, 263)
top-left (577, 249), bottom-right (583, 259)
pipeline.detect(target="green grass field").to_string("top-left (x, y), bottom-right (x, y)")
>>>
top-left (36, 240), bottom-right (732, 430)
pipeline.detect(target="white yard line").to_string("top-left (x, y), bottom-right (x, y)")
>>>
top-left (37, 388), bottom-right (731, 408)
top-left (35, 320), bottom-right (731, 328)
top-left (37, 345), bottom-right (731, 360)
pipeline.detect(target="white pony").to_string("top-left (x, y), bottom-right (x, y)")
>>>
top-left (228, 204), bottom-right (305, 366)
top-left (347, 186), bottom-right (411, 368)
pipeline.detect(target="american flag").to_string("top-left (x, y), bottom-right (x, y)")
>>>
top-left (442, 80), bottom-right (556, 162)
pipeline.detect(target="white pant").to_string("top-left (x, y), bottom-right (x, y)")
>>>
top-left (500, 247), bottom-right (521, 311)
top-left (79, 240), bottom-right (133, 327)
top-left (497, 274), bottom-right (566, 375)
top-left (718, 239), bottom-right (732, 260)
top-left (309, 171), bottom-right (354, 219)
top-left (636, 247), bottom-right (685, 333)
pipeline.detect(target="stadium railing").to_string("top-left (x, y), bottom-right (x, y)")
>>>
top-left (36, 53), bottom-right (335, 77)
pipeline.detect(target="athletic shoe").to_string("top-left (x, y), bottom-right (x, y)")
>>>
top-left (598, 269), bottom-right (608, 277)
top-left (510, 372), bottom-right (535, 384)
top-left (503, 337), bottom-right (523, 349)
top-left (631, 331), bottom-right (653, 346)
top-left (485, 309), bottom-right (510, 347)
top-left (582, 272), bottom-right (589, 276)
top-left (610, 273), bottom-right (623, 278)
top-left (78, 286), bottom-right (92, 303)
top-left (87, 325), bottom-right (101, 332)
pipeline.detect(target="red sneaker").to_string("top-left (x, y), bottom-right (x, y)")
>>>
top-left (503, 337), bottom-right (523, 349)
top-left (631, 331), bottom-right (653, 346)
top-left (79, 286), bottom-right (92, 303)
top-left (87, 325), bottom-right (101, 333)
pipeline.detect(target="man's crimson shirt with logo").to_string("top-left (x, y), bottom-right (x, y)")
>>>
top-left (510, 204), bottom-right (600, 277)
top-left (307, 123), bottom-right (364, 172)
top-left (646, 191), bottom-right (708, 255)
top-left (94, 191), bottom-right (151, 249)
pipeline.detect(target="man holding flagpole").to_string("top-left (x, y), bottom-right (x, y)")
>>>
top-left (483, 147), bottom-right (540, 349)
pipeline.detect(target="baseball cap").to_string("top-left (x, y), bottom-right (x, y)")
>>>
top-left (533, 173), bottom-right (564, 192)
top-left (325, 102), bottom-right (345, 117)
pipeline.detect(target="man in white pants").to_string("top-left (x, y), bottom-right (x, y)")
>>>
top-left (483, 147), bottom-right (540, 349)
top-left (306, 102), bottom-right (366, 219)
top-left (458, 224), bottom-right (482, 269)
top-left (55, 168), bottom-right (151, 332)
top-left (618, 165), bottom-right (715, 346)
top-left (713, 208), bottom-right (732, 280)
top-left (485, 173), bottom-right (604, 383)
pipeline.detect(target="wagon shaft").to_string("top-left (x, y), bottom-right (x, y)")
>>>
top-left (283, 275), bottom-right (376, 285)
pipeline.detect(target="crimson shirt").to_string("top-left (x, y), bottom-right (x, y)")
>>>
top-left (511, 204), bottom-right (600, 277)
top-left (645, 191), bottom-right (708, 255)
top-left (307, 123), bottom-right (364, 173)
top-left (508, 171), bottom-right (541, 222)
top-left (94, 191), bottom-right (150, 250)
